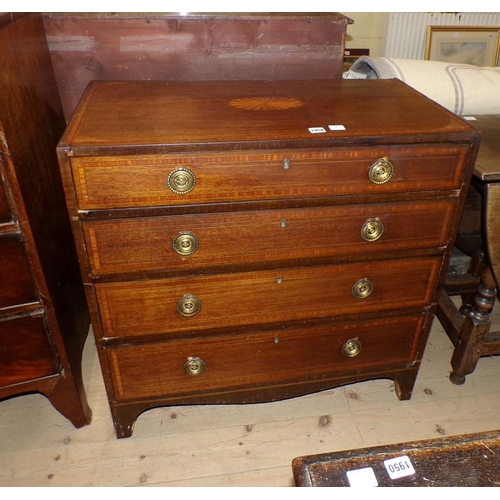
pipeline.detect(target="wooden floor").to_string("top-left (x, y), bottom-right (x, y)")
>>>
top-left (1, 298), bottom-right (500, 487)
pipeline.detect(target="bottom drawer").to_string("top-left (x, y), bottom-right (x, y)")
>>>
top-left (108, 314), bottom-right (428, 402)
top-left (0, 313), bottom-right (59, 387)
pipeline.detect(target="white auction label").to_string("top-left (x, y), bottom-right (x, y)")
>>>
top-left (328, 124), bottom-right (346, 130)
top-left (383, 455), bottom-right (415, 480)
top-left (346, 467), bottom-right (378, 487)
top-left (308, 127), bottom-right (326, 134)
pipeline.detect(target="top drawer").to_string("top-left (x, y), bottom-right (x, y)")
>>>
top-left (70, 145), bottom-right (469, 210)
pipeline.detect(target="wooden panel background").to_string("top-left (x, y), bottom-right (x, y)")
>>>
top-left (42, 13), bottom-right (351, 120)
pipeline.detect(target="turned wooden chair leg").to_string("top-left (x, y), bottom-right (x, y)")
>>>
top-left (450, 266), bottom-right (498, 385)
top-left (459, 249), bottom-right (486, 316)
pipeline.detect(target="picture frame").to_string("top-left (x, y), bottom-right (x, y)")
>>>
top-left (425, 26), bottom-right (500, 67)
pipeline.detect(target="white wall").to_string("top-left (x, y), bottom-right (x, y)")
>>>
top-left (342, 12), bottom-right (390, 57)
top-left (343, 12), bottom-right (500, 60)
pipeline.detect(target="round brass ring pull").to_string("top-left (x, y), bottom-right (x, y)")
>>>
top-left (352, 278), bottom-right (374, 299)
top-left (342, 338), bottom-right (362, 357)
top-left (360, 219), bottom-right (384, 242)
top-left (184, 357), bottom-right (206, 376)
top-left (177, 294), bottom-right (202, 317)
top-left (173, 232), bottom-right (199, 256)
top-left (368, 158), bottom-right (394, 184)
top-left (167, 167), bottom-right (196, 195)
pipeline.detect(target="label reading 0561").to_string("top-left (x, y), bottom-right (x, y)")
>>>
top-left (383, 455), bottom-right (416, 480)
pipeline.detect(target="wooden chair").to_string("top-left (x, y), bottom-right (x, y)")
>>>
top-left (437, 115), bottom-right (500, 384)
top-left (438, 247), bottom-right (499, 384)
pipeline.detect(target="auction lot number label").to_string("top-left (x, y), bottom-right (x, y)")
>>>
top-left (383, 455), bottom-right (416, 479)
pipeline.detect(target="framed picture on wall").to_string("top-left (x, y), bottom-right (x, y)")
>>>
top-left (425, 26), bottom-right (500, 66)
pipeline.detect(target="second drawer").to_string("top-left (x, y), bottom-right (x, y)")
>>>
top-left (84, 199), bottom-right (457, 276)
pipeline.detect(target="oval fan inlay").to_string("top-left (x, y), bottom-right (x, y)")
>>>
top-left (229, 96), bottom-right (304, 110)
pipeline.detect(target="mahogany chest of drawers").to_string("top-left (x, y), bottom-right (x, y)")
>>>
top-left (57, 79), bottom-right (480, 438)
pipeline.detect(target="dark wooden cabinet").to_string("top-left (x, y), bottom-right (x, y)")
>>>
top-left (0, 13), bottom-right (91, 428)
top-left (57, 79), bottom-right (479, 438)
top-left (292, 430), bottom-right (500, 487)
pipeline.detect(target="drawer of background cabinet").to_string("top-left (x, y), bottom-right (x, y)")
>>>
top-left (0, 313), bottom-right (59, 387)
top-left (70, 144), bottom-right (469, 209)
top-left (0, 177), bottom-right (12, 224)
top-left (84, 199), bottom-right (456, 276)
top-left (95, 256), bottom-right (441, 338)
top-left (0, 234), bottom-right (38, 310)
top-left (107, 313), bottom-right (426, 401)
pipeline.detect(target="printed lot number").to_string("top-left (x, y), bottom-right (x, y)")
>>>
top-left (383, 455), bottom-right (416, 479)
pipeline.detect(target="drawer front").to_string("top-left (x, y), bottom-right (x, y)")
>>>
top-left (96, 256), bottom-right (441, 338)
top-left (71, 145), bottom-right (468, 209)
top-left (107, 314), bottom-right (426, 401)
top-left (0, 313), bottom-right (59, 387)
top-left (0, 234), bottom-right (38, 310)
top-left (84, 199), bottom-right (456, 276)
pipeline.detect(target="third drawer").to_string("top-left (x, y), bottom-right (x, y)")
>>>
top-left (95, 256), bottom-right (442, 339)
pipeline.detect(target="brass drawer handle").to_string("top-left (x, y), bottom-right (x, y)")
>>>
top-left (360, 219), bottom-right (384, 242)
top-left (342, 338), bottom-right (362, 357)
top-left (352, 278), bottom-right (373, 299)
top-left (172, 232), bottom-right (199, 256)
top-left (184, 357), bottom-right (206, 376)
top-left (368, 158), bottom-right (394, 184)
top-left (177, 294), bottom-right (202, 317)
top-left (167, 167), bottom-right (196, 194)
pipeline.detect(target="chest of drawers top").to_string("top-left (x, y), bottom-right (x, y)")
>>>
top-left (61, 79), bottom-right (475, 155)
